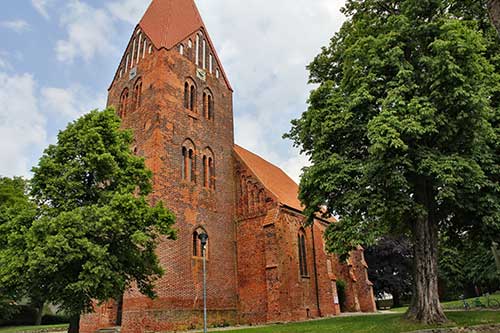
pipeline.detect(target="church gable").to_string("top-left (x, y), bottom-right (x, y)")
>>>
top-left (234, 145), bottom-right (303, 212)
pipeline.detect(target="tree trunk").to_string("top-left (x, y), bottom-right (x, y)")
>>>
top-left (392, 290), bottom-right (402, 308)
top-left (68, 314), bottom-right (80, 333)
top-left (406, 179), bottom-right (447, 324)
top-left (492, 242), bottom-right (500, 275)
top-left (488, 0), bottom-right (500, 36)
top-left (406, 214), bottom-right (447, 324)
top-left (34, 302), bottom-right (44, 326)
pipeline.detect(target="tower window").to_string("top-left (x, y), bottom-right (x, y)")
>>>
top-left (209, 157), bottom-right (215, 190)
top-left (188, 39), bottom-right (192, 48)
top-left (193, 228), bottom-right (208, 258)
top-left (202, 155), bottom-right (208, 188)
top-left (202, 148), bottom-right (215, 190)
top-left (184, 82), bottom-right (189, 109)
top-left (203, 89), bottom-right (213, 120)
top-left (203, 92), bottom-right (207, 118)
top-left (149, 44), bottom-right (153, 54)
top-left (125, 54), bottom-right (130, 72)
top-left (179, 44), bottom-right (184, 55)
top-left (209, 54), bottom-right (213, 74)
top-left (216, 69), bottom-right (220, 79)
top-left (190, 85), bottom-right (196, 112)
top-left (208, 94), bottom-right (213, 120)
top-left (182, 140), bottom-right (196, 183)
top-left (143, 40), bottom-right (147, 58)
top-left (298, 230), bottom-right (308, 277)
top-left (184, 80), bottom-right (196, 111)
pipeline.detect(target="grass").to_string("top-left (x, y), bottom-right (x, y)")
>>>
top-left (212, 311), bottom-right (500, 333)
top-left (391, 292), bottom-right (500, 313)
top-left (0, 324), bottom-right (68, 333)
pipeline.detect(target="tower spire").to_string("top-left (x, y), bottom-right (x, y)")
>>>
top-left (139, 0), bottom-right (204, 50)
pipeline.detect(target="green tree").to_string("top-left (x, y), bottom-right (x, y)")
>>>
top-left (1, 109), bottom-right (176, 333)
top-left (286, 0), bottom-right (500, 324)
top-left (0, 177), bottom-right (41, 323)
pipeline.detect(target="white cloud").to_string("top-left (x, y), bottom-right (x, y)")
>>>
top-left (41, 86), bottom-right (106, 119)
top-left (56, 0), bottom-right (117, 63)
top-left (197, 0), bottom-right (346, 182)
top-left (0, 20), bottom-right (30, 33)
top-left (106, 0), bottom-right (150, 25)
top-left (0, 73), bottom-right (46, 177)
top-left (32, 0), bottom-right (52, 19)
top-left (0, 52), bottom-right (10, 70)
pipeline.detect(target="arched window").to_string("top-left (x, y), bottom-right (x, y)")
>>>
top-left (193, 230), bottom-right (199, 257)
top-left (134, 79), bottom-right (142, 109)
top-left (203, 92), bottom-right (207, 118)
top-left (202, 148), bottom-right (215, 189)
top-left (184, 80), bottom-right (196, 111)
top-left (209, 157), bottom-right (215, 190)
top-left (202, 155), bottom-right (208, 187)
top-left (119, 88), bottom-right (129, 118)
top-left (208, 94), bottom-right (213, 120)
top-left (184, 82), bottom-right (189, 109)
top-left (179, 44), bottom-right (184, 55)
top-left (203, 89), bottom-right (213, 120)
top-left (182, 139), bottom-right (196, 183)
top-left (298, 229), bottom-right (308, 277)
top-left (193, 227), bottom-right (208, 258)
top-left (142, 40), bottom-right (147, 59)
top-left (190, 85), bottom-right (196, 111)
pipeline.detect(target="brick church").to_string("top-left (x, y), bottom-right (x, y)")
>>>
top-left (81, 0), bottom-right (376, 332)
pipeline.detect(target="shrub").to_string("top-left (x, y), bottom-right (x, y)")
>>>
top-left (41, 314), bottom-right (70, 325)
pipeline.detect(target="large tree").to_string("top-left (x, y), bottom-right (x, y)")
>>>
top-left (0, 109), bottom-right (176, 333)
top-left (287, 0), bottom-right (500, 324)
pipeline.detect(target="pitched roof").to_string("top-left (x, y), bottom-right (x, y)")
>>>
top-left (234, 145), bottom-right (303, 212)
top-left (138, 0), bottom-right (232, 90)
top-left (139, 0), bottom-right (203, 51)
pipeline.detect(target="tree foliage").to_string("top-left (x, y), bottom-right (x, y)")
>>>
top-left (0, 109), bottom-right (176, 332)
top-left (286, 0), bottom-right (500, 324)
top-left (364, 237), bottom-right (413, 307)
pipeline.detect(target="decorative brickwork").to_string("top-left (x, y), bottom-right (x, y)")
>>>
top-left (80, 1), bottom-right (375, 332)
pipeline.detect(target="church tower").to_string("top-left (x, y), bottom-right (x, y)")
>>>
top-left (81, 0), bottom-right (238, 332)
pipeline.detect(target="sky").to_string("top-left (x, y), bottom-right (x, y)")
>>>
top-left (0, 0), bottom-right (347, 183)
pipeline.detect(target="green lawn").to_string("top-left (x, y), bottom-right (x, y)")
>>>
top-left (0, 324), bottom-right (68, 333)
top-left (213, 312), bottom-right (500, 333)
top-left (391, 293), bottom-right (500, 313)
